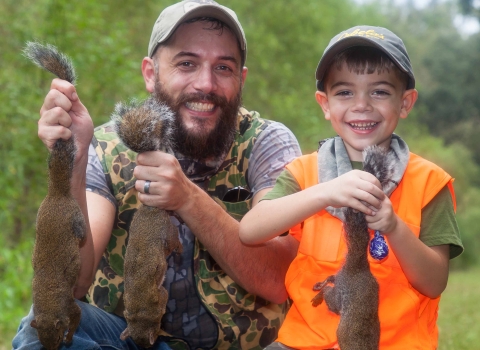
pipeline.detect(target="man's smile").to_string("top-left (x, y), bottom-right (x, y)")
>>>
top-left (185, 101), bottom-right (216, 113)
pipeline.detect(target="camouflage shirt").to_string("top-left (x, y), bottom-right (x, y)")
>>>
top-left (85, 108), bottom-right (301, 349)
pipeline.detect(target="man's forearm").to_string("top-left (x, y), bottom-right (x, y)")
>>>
top-left (176, 185), bottom-right (298, 304)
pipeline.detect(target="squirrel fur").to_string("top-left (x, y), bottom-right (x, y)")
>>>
top-left (311, 145), bottom-right (395, 350)
top-left (112, 98), bottom-right (183, 348)
top-left (23, 42), bottom-right (85, 350)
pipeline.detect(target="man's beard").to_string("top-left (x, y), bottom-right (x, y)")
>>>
top-left (153, 78), bottom-right (242, 160)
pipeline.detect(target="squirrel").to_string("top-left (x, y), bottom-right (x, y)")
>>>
top-left (311, 145), bottom-right (395, 350)
top-left (112, 98), bottom-right (183, 348)
top-left (23, 42), bottom-right (86, 349)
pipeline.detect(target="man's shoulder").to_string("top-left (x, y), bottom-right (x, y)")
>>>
top-left (239, 107), bottom-right (295, 134)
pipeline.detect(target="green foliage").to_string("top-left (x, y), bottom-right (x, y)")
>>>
top-left (438, 268), bottom-right (480, 349)
top-left (0, 237), bottom-right (34, 345)
top-left (1, 0), bottom-right (480, 346)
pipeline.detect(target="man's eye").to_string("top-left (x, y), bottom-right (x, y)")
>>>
top-left (335, 90), bottom-right (351, 96)
top-left (179, 62), bottom-right (193, 67)
top-left (373, 90), bottom-right (390, 96)
top-left (217, 65), bottom-right (232, 71)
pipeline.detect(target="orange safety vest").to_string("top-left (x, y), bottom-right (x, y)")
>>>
top-left (277, 151), bottom-right (455, 350)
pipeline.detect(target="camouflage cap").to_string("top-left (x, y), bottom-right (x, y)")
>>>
top-left (315, 25), bottom-right (415, 91)
top-left (148, 0), bottom-right (247, 64)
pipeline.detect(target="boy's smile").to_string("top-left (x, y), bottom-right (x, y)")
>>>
top-left (316, 63), bottom-right (417, 161)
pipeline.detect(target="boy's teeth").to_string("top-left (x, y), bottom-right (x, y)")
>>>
top-left (349, 122), bottom-right (378, 130)
top-left (185, 102), bottom-right (215, 112)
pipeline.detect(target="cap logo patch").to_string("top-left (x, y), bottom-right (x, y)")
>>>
top-left (337, 29), bottom-right (385, 42)
top-left (184, 0), bottom-right (216, 12)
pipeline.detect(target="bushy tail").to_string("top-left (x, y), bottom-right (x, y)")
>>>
top-left (23, 41), bottom-right (78, 194)
top-left (362, 146), bottom-right (396, 189)
top-left (23, 41), bottom-right (77, 85)
top-left (111, 97), bottom-right (175, 153)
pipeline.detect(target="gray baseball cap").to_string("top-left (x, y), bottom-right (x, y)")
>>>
top-left (148, 0), bottom-right (247, 64)
top-left (316, 26), bottom-right (415, 91)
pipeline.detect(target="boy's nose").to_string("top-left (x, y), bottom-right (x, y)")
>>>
top-left (352, 94), bottom-right (373, 113)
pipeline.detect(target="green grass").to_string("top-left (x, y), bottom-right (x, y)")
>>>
top-left (438, 268), bottom-right (480, 349)
top-left (0, 255), bottom-right (478, 349)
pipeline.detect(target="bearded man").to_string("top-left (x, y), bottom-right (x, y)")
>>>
top-left (13, 1), bottom-right (301, 349)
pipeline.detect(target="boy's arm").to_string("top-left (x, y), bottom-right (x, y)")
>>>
top-left (388, 220), bottom-right (449, 298)
top-left (366, 190), bottom-right (456, 298)
top-left (240, 169), bottom-right (385, 245)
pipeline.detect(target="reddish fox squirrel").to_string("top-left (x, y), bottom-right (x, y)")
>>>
top-left (23, 42), bottom-right (85, 350)
top-left (112, 98), bottom-right (183, 348)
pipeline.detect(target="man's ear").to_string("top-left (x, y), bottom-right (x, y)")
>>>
top-left (400, 89), bottom-right (418, 119)
top-left (315, 91), bottom-right (331, 120)
top-left (142, 57), bottom-right (156, 93)
top-left (241, 67), bottom-right (248, 88)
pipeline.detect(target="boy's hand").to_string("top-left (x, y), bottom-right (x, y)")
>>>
top-left (323, 170), bottom-right (385, 216)
top-left (365, 195), bottom-right (398, 234)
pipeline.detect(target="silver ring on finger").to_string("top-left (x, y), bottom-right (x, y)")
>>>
top-left (144, 180), bottom-right (151, 194)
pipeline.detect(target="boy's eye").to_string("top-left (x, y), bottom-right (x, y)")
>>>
top-left (335, 90), bottom-right (352, 97)
top-left (373, 90), bottom-right (390, 96)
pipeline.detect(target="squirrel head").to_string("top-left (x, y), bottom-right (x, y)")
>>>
top-left (31, 317), bottom-right (67, 349)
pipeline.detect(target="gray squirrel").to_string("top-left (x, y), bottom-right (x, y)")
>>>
top-left (311, 145), bottom-right (395, 350)
top-left (111, 98), bottom-right (183, 348)
top-left (23, 42), bottom-right (86, 350)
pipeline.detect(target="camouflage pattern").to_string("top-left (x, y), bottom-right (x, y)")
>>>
top-left (86, 108), bottom-right (288, 349)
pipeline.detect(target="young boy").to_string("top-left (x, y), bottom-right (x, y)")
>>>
top-left (239, 26), bottom-right (463, 349)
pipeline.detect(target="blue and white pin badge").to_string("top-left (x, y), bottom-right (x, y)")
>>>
top-left (369, 230), bottom-right (389, 261)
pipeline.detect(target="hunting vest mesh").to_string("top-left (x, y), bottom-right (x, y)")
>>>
top-left (86, 108), bottom-right (288, 349)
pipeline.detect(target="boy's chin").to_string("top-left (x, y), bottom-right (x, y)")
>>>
top-left (343, 137), bottom-right (393, 160)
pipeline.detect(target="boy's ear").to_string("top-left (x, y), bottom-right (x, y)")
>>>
top-left (400, 89), bottom-right (418, 119)
top-left (315, 91), bottom-right (331, 120)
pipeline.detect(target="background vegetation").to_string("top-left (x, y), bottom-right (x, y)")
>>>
top-left (1, 0), bottom-right (479, 347)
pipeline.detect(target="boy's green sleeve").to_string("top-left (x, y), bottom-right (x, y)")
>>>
top-left (420, 185), bottom-right (463, 259)
top-left (261, 169), bottom-right (302, 201)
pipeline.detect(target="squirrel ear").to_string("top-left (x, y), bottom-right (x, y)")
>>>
top-left (120, 327), bottom-right (130, 341)
top-left (55, 319), bottom-right (61, 329)
top-left (30, 319), bottom-right (38, 329)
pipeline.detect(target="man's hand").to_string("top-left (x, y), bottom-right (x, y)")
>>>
top-left (38, 78), bottom-right (93, 159)
top-left (133, 151), bottom-right (194, 211)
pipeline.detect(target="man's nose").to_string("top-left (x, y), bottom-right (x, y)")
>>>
top-left (192, 66), bottom-right (217, 94)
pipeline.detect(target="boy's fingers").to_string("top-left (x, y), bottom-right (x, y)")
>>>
top-left (352, 201), bottom-right (377, 216)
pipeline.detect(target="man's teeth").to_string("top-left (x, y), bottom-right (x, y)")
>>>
top-left (349, 122), bottom-right (378, 130)
top-left (185, 102), bottom-right (215, 112)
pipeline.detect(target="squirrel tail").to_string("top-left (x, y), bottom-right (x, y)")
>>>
top-left (362, 145), bottom-right (396, 187)
top-left (23, 41), bottom-right (77, 85)
top-left (111, 97), bottom-right (175, 153)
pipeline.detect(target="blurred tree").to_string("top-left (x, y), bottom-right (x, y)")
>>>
top-left (459, 0), bottom-right (480, 17)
